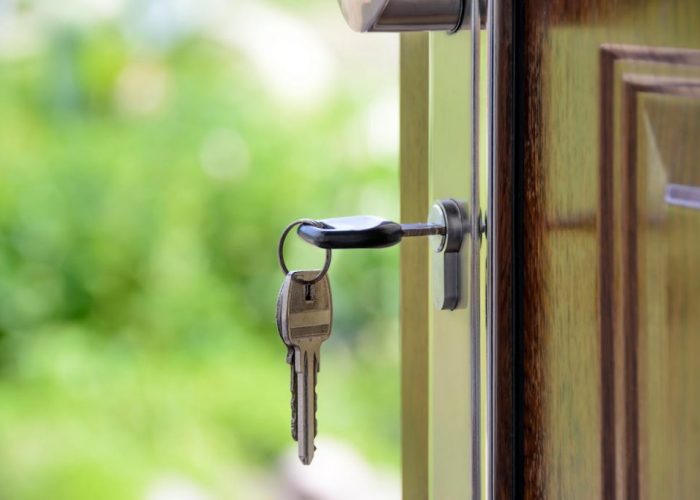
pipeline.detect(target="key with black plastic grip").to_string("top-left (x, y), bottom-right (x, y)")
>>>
top-left (297, 215), bottom-right (445, 249)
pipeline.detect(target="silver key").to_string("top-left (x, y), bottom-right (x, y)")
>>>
top-left (276, 281), bottom-right (298, 441)
top-left (277, 270), bottom-right (332, 465)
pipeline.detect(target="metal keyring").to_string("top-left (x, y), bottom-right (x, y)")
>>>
top-left (278, 219), bottom-right (332, 285)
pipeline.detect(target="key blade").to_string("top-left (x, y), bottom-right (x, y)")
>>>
top-left (296, 344), bottom-right (320, 465)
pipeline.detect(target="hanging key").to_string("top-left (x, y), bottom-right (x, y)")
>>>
top-left (277, 270), bottom-right (333, 465)
top-left (277, 220), bottom-right (333, 462)
top-left (273, 200), bottom-right (471, 466)
top-left (276, 281), bottom-right (299, 441)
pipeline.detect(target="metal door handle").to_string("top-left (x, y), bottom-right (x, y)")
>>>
top-left (338, 0), bottom-right (486, 32)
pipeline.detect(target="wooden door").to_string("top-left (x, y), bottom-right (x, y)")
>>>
top-left (398, 0), bottom-right (700, 498)
top-left (490, 0), bottom-right (700, 498)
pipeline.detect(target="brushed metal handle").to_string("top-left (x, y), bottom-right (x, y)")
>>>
top-left (338, 0), bottom-right (486, 33)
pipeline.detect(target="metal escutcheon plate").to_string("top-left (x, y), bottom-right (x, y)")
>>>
top-left (429, 199), bottom-right (469, 310)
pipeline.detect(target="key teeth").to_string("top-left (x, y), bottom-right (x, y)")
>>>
top-left (288, 350), bottom-right (298, 441)
top-left (314, 354), bottom-right (318, 437)
top-left (291, 400), bottom-right (298, 441)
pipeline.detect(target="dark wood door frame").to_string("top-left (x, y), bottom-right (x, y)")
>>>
top-left (493, 2), bottom-right (700, 499)
top-left (490, 0), bottom-right (520, 497)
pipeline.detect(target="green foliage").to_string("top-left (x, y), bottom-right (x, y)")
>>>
top-left (0, 5), bottom-right (399, 498)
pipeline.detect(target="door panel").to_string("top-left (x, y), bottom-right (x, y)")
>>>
top-left (513, 1), bottom-right (700, 498)
top-left (633, 91), bottom-right (700, 500)
top-left (603, 49), bottom-right (700, 498)
top-left (401, 1), bottom-right (700, 498)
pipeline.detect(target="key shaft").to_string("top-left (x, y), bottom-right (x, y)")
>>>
top-left (400, 222), bottom-right (446, 237)
top-left (294, 342), bottom-right (321, 464)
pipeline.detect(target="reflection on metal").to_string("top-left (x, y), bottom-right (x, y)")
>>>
top-left (665, 183), bottom-right (700, 210)
top-left (469, 0), bottom-right (483, 495)
top-left (429, 199), bottom-right (469, 311)
top-left (338, 0), bottom-right (487, 32)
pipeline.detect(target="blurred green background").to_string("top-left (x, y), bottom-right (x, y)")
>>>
top-left (0, 0), bottom-right (400, 498)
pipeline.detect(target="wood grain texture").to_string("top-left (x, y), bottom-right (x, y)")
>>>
top-left (490, 0), bottom-right (515, 498)
top-left (600, 46), bottom-right (700, 500)
top-left (620, 75), bottom-right (700, 500)
top-left (399, 32), bottom-right (430, 500)
top-left (515, 1), bottom-right (700, 498)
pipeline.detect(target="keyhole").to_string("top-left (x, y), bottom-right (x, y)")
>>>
top-left (304, 283), bottom-right (313, 302)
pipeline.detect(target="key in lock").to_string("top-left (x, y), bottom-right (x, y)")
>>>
top-left (296, 199), bottom-right (470, 310)
top-left (274, 199), bottom-right (473, 465)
